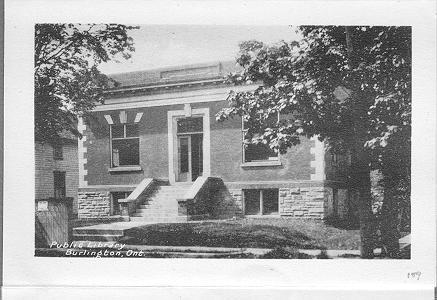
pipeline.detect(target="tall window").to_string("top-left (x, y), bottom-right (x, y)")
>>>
top-left (242, 115), bottom-right (279, 163)
top-left (53, 143), bottom-right (63, 160)
top-left (53, 171), bottom-right (66, 198)
top-left (111, 124), bottom-right (140, 167)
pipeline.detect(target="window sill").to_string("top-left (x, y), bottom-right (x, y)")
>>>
top-left (109, 166), bottom-right (142, 172)
top-left (241, 160), bottom-right (282, 167)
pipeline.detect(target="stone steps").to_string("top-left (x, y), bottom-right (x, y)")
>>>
top-left (72, 225), bottom-right (128, 242)
top-left (135, 208), bottom-right (177, 213)
top-left (72, 182), bottom-right (193, 241)
top-left (142, 196), bottom-right (187, 201)
top-left (72, 234), bottom-right (124, 242)
top-left (131, 183), bottom-right (191, 223)
top-left (129, 216), bottom-right (188, 223)
top-left (144, 194), bottom-right (188, 199)
top-left (142, 199), bottom-right (182, 204)
top-left (73, 227), bottom-right (125, 236)
top-left (139, 203), bottom-right (178, 208)
top-left (133, 212), bottom-right (178, 217)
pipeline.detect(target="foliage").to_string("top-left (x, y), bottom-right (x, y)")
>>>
top-left (216, 26), bottom-right (411, 162)
top-left (217, 26), bottom-right (411, 257)
top-left (34, 24), bottom-right (137, 142)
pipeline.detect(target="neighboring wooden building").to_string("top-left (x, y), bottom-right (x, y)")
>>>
top-left (35, 135), bottom-right (79, 215)
top-left (77, 62), bottom-right (352, 222)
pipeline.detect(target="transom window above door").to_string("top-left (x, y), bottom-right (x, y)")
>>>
top-left (177, 117), bottom-right (203, 134)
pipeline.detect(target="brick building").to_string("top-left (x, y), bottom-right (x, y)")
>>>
top-left (35, 136), bottom-right (79, 215)
top-left (77, 62), bottom-right (352, 222)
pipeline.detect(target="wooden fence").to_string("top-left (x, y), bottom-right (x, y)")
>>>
top-left (35, 197), bottom-right (73, 248)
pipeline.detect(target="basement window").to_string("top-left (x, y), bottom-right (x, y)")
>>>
top-left (244, 189), bottom-right (279, 215)
top-left (111, 191), bottom-right (129, 215)
top-left (110, 124), bottom-right (140, 167)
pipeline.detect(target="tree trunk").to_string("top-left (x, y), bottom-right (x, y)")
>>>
top-left (351, 159), bottom-right (375, 258)
top-left (345, 26), bottom-right (375, 258)
top-left (380, 186), bottom-right (401, 258)
top-left (348, 111), bottom-right (375, 258)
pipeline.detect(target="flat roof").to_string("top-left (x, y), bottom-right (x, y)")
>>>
top-left (107, 61), bottom-right (240, 90)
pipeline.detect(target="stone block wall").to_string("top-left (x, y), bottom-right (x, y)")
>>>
top-left (210, 184), bottom-right (338, 220)
top-left (76, 184), bottom-right (346, 220)
top-left (78, 191), bottom-right (111, 218)
top-left (279, 186), bottom-right (332, 219)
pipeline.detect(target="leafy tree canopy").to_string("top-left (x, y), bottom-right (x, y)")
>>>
top-left (217, 26), bottom-right (411, 173)
top-left (217, 26), bottom-right (411, 258)
top-left (34, 23), bottom-right (137, 143)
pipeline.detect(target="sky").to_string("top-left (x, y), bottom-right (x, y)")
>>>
top-left (98, 25), bottom-right (299, 75)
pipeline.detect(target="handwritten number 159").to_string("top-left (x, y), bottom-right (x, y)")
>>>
top-left (407, 272), bottom-right (421, 280)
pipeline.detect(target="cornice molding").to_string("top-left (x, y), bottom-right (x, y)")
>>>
top-left (94, 84), bottom-right (258, 112)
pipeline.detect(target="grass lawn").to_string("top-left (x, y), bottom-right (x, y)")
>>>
top-left (124, 218), bottom-right (360, 250)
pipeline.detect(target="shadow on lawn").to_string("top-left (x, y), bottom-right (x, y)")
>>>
top-left (124, 222), bottom-right (325, 250)
top-left (323, 217), bottom-right (360, 230)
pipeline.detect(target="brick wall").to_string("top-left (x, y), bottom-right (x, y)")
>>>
top-left (84, 100), bottom-right (314, 186)
top-left (35, 141), bottom-right (79, 214)
top-left (206, 101), bottom-right (313, 181)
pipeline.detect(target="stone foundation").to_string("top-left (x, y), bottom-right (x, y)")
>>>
top-left (78, 191), bottom-right (111, 218)
top-left (279, 186), bottom-right (332, 219)
top-left (211, 184), bottom-right (339, 220)
top-left (77, 183), bottom-right (347, 220)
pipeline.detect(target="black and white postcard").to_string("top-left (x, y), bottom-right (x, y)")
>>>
top-left (3, 0), bottom-right (436, 299)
